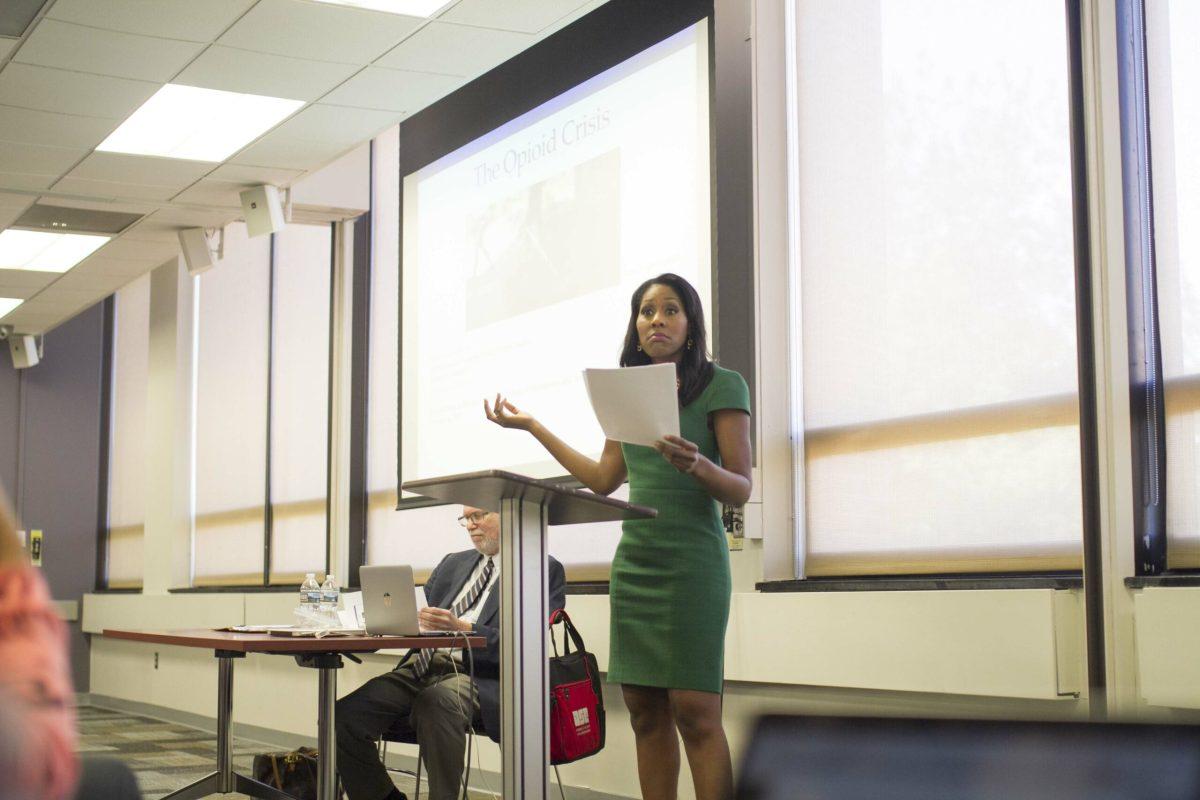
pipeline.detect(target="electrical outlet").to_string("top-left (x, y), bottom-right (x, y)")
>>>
top-left (154, 652), bottom-right (159, 670)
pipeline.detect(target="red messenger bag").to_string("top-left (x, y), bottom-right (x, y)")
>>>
top-left (548, 608), bottom-right (605, 764)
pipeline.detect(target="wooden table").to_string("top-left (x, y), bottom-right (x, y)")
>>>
top-left (104, 629), bottom-right (485, 800)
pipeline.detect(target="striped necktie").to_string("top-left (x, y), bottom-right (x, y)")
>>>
top-left (410, 556), bottom-right (494, 678)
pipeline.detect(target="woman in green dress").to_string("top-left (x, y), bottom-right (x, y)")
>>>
top-left (485, 273), bottom-right (751, 800)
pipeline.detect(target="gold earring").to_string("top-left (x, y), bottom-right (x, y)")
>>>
top-left (636, 344), bottom-right (643, 352)
top-left (687, 338), bottom-right (693, 349)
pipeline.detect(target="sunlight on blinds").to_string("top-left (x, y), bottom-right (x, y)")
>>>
top-left (795, 0), bottom-right (1083, 575)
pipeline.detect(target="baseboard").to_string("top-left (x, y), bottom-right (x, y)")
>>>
top-left (82, 694), bottom-right (627, 800)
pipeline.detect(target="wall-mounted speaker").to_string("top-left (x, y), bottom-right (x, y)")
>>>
top-left (9, 335), bottom-right (39, 369)
top-left (178, 228), bottom-right (217, 276)
top-left (239, 185), bottom-right (286, 238)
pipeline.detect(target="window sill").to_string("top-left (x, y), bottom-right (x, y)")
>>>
top-left (757, 573), bottom-right (1083, 592)
top-left (168, 586), bottom-right (297, 594)
top-left (1126, 573), bottom-right (1200, 589)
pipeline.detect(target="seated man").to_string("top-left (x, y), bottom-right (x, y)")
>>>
top-left (336, 506), bottom-right (566, 800)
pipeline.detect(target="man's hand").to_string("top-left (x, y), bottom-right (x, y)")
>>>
top-left (419, 607), bottom-right (470, 632)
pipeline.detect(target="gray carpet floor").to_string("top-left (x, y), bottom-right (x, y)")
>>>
top-left (76, 704), bottom-right (434, 800)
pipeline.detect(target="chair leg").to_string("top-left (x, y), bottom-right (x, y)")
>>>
top-left (414, 745), bottom-right (422, 800)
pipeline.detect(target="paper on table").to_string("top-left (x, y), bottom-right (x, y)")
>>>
top-left (414, 587), bottom-right (427, 611)
top-left (583, 363), bottom-right (679, 448)
top-left (338, 591), bottom-right (364, 628)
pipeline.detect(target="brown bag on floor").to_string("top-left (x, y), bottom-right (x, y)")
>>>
top-left (251, 746), bottom-right (318, 799)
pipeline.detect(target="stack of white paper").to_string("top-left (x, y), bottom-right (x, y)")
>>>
top-left (583, 363), bottom-right (679, 447)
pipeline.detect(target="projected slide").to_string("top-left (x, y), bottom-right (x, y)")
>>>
top-left (402, 20), bottom-right (711, 483)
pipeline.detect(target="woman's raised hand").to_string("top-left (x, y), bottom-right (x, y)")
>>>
top-left (484, 394), bottom-right (535, 431)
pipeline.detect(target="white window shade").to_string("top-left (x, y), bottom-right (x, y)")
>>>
top-left (193, 223), bottom-right (270, 585)
top-left (366, 127), bottom-right (470, 577)
top-left (107, 274), bottom-right (150, 589)
top-left (269, 223), bottom-right (332, 583)
top-left (795, 0), bottom-right (1082, 575)
top-left (1148, 0), bottom-right (1200, 567)
top-left (365, 125), bottom-right (621, 581)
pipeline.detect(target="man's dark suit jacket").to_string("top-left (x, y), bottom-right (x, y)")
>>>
top-left (411, 549), bottom-right (566, 742)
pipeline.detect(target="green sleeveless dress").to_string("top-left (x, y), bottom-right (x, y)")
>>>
top-left (609, 365), bottom-right (751, 693)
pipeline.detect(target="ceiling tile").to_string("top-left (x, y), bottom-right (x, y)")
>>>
top-left (0, 104), bottom-right (120, 149)
top-left (229, 137), bottom-right (352, 171)
top-left (0, 269), bottom-right (55, 294)
top-left (0, 207), bottom-right (25, 228)
top-left (143, 206), bottom-right (240, 229)
top-left (0, 312), bottom-right (58, 332)
top-left (0, 63), bottom-right (159, 119)
top-left (36, 195), bottom-right (158, 216)
top-left (231, 103), bottom-right (402, 169)
top-left (0, 191), bottom-right (33, 208)
top-left (24, 287), bottom-right (101, 306)
top-left (43, 268), bottom-right (132, 294)
top-left (376, 21), bottom-right (532, 77)
top-left (0, 38), bottom-right (16, 60)
top-left (0, 140), bottom-right (86, 177)
top-left (50, 176), bottom-right (180, 202)
top-left (218, 0), bottom-right (421, 65)
top-left (0, 205), bottom-right (28, 228)
top-left (537, 0), bottom-right (608, 37)
top-left (321, 67), bottom-right (460, 113)
top-left (76, 254), bottom-right (167, 276)
top-left (116, 218), bottom-right (184, 244)
top-left (440, 0), bottom-right (586, 33)
top-left (67, 152), bottom-right (213, 187)
top-left (46, 0), bottom-right (257, 42)
top-left (172, 179), bottom-right (245, 207)
top-left (207, 163), bottom-right (304, 185)
top-left (0, 172), bottom-right (55, 192)
top-left (15, 19), bottom-right (205, 82)
top-left (95, 236), bottom-right (181, 263)
top-left (175, 45), bottom-right (358, 102)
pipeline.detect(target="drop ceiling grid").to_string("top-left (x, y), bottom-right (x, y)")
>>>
top-left (14, 18), bottom-right (206, 82)
top-left (0, 0), bottom-right (610, 334)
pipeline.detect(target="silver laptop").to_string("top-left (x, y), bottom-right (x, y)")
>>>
top-left (360, 565), bottom-right (422, 635)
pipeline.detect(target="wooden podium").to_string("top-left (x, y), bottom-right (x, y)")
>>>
top-left (402, 470), bottom-right (655, 800)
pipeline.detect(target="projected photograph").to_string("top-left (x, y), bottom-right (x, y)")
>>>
top-left (465, 148), bottom-right (621, 328)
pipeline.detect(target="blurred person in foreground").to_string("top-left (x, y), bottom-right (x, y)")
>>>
top-left (0, 488), bottom-right (78, 800)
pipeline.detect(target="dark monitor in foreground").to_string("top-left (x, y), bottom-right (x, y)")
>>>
top-left (737, 715), bottom-right (1200, 800)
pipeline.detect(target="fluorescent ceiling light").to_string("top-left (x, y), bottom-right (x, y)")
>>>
top-left (312, 0), bottom-right (451, 15)
top-left (0, 298), bottom-right (22, 318)
top-left (0, 229), bottom-right (110, 273)
top-left (97, 84), bottom-right (305, 162)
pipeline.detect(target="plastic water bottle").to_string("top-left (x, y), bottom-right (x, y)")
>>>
top-left (320, 574), bottom-right (340, 621)
top-left (299, 573), bottom-right (321, 614)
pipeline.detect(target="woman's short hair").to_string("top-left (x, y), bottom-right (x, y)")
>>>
top-left (619, 273), bottom-right (714, 406)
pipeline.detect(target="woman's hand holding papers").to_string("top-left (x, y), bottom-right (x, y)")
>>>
top-left (655, 434), bottom-right (703, 475)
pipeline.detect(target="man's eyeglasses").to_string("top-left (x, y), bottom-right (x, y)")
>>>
top-left (457, 511), bottom-right (491, 528)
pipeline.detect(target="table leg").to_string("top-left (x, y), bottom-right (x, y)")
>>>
top-left (216, 653), bottom-right (235, 792)
top-left (318, 662), bottom-right (338, 800)
top-left (158, 652), bottom-right (297, 800)
top-left (499, 496), bottom-right (550, 800)
top-left (294, 652), bottom-right (343, 800)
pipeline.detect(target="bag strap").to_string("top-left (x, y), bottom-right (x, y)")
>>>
top-left (548, 608), bottom-right (587, 656)
top-left (269, 755), bottom-right (283, 789)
